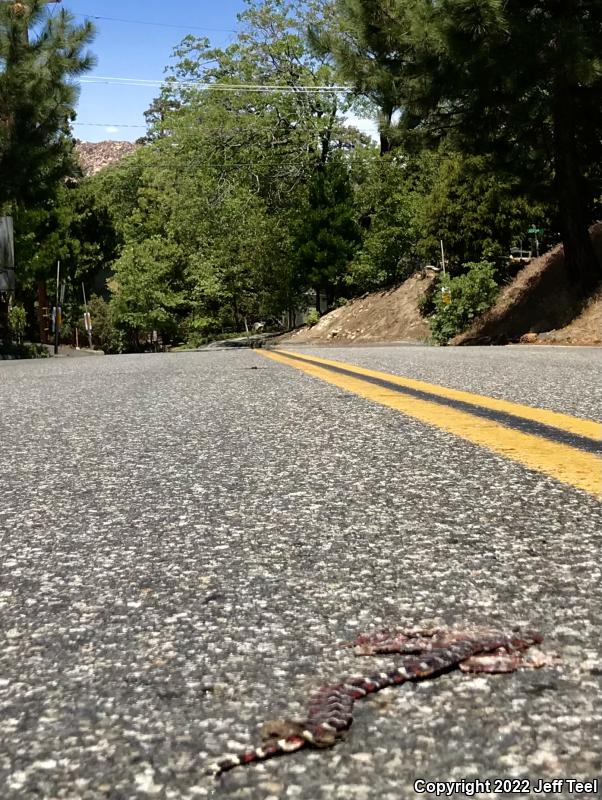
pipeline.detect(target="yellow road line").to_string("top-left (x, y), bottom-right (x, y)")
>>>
top-left (259, 349), bottom-right (602, 497)
top-left (275, 349), bottom-right (601, 441)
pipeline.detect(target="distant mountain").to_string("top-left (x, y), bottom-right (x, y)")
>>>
top-left (75, 140), bottom-right (140, 177)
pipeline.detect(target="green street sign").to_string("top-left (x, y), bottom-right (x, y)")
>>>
top-left (528, 226), bottom-right (543, 234)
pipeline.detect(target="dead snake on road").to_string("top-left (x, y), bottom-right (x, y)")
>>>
top-left (207, 627), bottom-right (548, 777)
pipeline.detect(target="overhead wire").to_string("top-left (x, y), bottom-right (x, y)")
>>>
top-left (71, 13), bottom-right (237, 34)
top-left (71, 12), bottom-right (359, 145)
top-left (71, 118), bottom-right (371, 129)
top-left (78, 76), bottom-right (352, 93)
top-left (72, 122), bottom-right (147, 128)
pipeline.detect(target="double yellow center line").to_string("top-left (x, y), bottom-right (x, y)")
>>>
top-left (260, 349), bottom-right (602, 496)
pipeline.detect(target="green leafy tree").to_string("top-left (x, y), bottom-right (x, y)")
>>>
top-left (411, 149), bottom-right (549, 266)
top-left (110, 237), bottom-right (188, 345)
top-left (347, 149), bottom-right (416, 291)
top-left (93, 0), bottom-right (369, 343)
top-left (15, 181), bottom-right (120, 289)
top-left (0, 1), bottom-right (95, 210)
top-left (150, 0), bottom-right (351, 170)
top-left (185, 188), bottom-right (284, 330)
top-left (294, 157), bottom-right (361, 307)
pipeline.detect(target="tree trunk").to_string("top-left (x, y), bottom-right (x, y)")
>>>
top-left (379, 131), bottom-right (393, 156)
top-left (320, 104), bottom-right (337, 165)
top-left (379, 105), bottom-right (394, 156)
top-left (552, 75), bottom-right (601, 292)
top-left (232, 296), bottom-right (240, 329)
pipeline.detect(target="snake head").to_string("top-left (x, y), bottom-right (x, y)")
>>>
top-left (309, 724), bottom-right (339, 748)
top-left (260, 719), bottom-right (306, 744)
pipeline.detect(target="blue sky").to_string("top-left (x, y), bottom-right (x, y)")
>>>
top-left (65, 0), bottom-right (377, 143)
top-left (68, 0), bottom-right (248, 142)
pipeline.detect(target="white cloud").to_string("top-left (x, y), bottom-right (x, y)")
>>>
top-left (105, 126), bottom-right (120, 134)
top-left (345, 115), bottom-right (379, 142)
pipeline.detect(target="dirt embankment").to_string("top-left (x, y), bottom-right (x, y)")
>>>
top-left (536, 292), bottom-right (601, 345)
top-left (282, 271), bottom-right (436, 345)
top-left (277, 224), bottom-right (601, 348)
top-left (452, 223), bottom-right (602, 346)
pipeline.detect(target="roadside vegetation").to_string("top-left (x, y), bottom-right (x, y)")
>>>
top-left (2, 0), bottom-right (600, 351)
top-left (426, 262), bottom-right (501, 346)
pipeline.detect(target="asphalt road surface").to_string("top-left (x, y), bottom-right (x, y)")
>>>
top-left (1, 345), bottom-right (600, 800)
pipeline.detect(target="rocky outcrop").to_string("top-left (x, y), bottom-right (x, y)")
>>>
top-left (75, 140), bottom-right (140, 177)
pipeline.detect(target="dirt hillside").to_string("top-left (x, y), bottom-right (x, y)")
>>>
top-left (452, 223), bottom-right (602, 346)
top-left (277, 225), bottom-right (601, 347)
top-left (75, 140), bottom-right (140, 177)
top-left (522, 292), bottom-right (601, 346)
top-left (282, 271), bottom-right (436, 345)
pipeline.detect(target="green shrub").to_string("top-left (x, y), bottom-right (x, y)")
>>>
top-left (59, 320), bottom-right (73, 344)
top-left (8, 305), bottom-right (27, 344)
top-left (0, 342), bottom-right (49, 359)
top-left (87, 295), bottom-right (126, 354)
top-left (429, 261), bottom-right (499, 345)
top-left (305, 308), bottom-right (320, 327)
top-left (181, 315), bottom-right (217, 348)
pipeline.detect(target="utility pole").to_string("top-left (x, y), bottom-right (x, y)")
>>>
top-left (53, 260), bottom-right (60, 355)
top-left (440, 240), bottom-right (452, 307)
top-left (82, 283), bottom-right (93, 349)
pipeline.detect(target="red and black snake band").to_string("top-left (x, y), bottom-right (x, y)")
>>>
top-left (206, 627), bottom-right (545, 777)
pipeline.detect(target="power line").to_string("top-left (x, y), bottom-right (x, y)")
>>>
top-left (79, 76), bottom-right (351, 93)
top-left (72, 12), bottom-right (237, 34)
top-left (73, 119), bottom-right (372, 127)
top-left (72, 122), bottom-right (147, 128)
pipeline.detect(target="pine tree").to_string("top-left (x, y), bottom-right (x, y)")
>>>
top-left (423, 0), bottom-right (602, 291)
top-left (311, 0), bottom-right (415, 154)
top-left (0, 1), bottom-right (95, 210)
top-left (329, 0), bottom-right (602, 290)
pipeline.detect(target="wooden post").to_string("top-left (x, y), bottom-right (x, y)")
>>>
top-left (37, 281), bottom-right (50, 343)
top-left (53, 260), bottom-right (60, 355)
